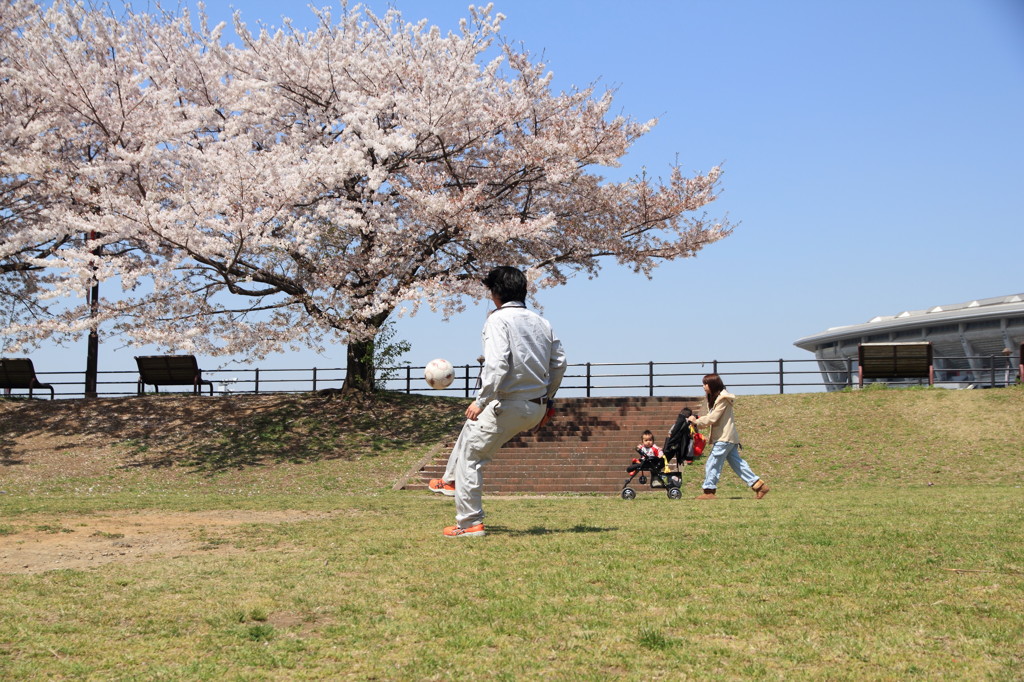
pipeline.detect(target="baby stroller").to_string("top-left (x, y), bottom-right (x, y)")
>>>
top-left (621, 447), bottom-right (683, 500)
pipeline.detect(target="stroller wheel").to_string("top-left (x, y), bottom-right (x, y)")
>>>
top-left (667, 487), bottom-right (682, 500)
top-left (621, 488), bottom-right (636, 500)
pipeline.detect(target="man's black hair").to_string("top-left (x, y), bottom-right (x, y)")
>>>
top-left (482, 266), bottom-right (527, 304)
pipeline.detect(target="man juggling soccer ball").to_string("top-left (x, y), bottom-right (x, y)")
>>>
top-left (428, 266), bottom-right (567, 537)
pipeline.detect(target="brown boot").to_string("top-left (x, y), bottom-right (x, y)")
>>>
top-left (752, 479), bottom-right (770, 499)
top-left (695, 489), bottom-right (717, 500)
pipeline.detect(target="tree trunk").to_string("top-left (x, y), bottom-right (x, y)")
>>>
top-left (343, 338), bottom-right (376, 394)
top-left (84, 231), bottom-right (101, 398)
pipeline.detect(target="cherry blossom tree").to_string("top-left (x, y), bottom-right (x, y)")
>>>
top-left (1, 0), bottom-right (732, 393)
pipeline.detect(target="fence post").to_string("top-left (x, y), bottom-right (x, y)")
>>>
top-left (586, 363), bottom-right (592, 398)
top-left (846, 357), bottom-right (853, 389)
top-left (312, 367), bottom-right (318, 392)
top-left (649, 361), bottom-right (654, 397)
top-left (779, 359), bottom-right (784, 394)
top-left (254, 368), bottom-right (260, 394)
top-left (713, 359), bottom-right (718, 374)
top-left (405, 365), bottom-right (411, 394)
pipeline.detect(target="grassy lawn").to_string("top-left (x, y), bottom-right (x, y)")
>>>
top-left (1, 387), bottom-right (1022, 680)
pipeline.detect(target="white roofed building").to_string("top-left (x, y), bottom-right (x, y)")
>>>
top-left (794, 294), bottom-right (1024, 391)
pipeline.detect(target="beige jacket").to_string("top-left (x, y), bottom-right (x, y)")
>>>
top-left (694, 389), bottom-right (740, 445)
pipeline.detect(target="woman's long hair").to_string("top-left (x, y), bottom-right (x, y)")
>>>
top-left (703, 373), bottom-right (726, 408)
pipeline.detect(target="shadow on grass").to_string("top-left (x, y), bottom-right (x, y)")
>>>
top-left (485, 524), bottom-right (616, 536)
top-left (0, 430), bottom-right (24, 466)
top-left (0, 391), bottom-right (466, 476)
top-left (1, 399), bottom-right (30, 466)
top-left (118, 392), bottom-right (468, 475)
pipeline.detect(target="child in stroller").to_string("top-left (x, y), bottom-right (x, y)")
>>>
top-left (622, 430), bottom-right (682, 499)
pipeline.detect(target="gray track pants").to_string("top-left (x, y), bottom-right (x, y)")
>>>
top-left (443, 399), bottom-right (545, 528)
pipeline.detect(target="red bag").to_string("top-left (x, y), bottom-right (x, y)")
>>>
top-left (692, 431), bottom-right (706, 457)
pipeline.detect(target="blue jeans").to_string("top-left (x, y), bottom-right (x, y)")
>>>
top-left (702, 441), bottom-right (759, 490)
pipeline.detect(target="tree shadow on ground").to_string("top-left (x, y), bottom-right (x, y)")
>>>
top-left (1, 392), bottom-right (466, 476)
top-left (121, 392), bottom-right (467, 474)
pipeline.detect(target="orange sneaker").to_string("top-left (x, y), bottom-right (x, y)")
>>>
top-left (443, 523), bottom-right (485, 537)
top-left (428, 479), bottom-right (455, 496)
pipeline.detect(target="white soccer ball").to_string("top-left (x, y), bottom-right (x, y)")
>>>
top-left (424, 358), bottom-right (455, 389)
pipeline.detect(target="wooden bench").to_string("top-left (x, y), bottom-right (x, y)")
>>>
top-left (135, 355), bottom-right (214, 395)
top-left (0, 358), bottom-right (55, 399)
top-left (858, 342), bottom-right (934, 388)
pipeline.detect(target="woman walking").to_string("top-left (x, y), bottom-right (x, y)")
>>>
top-left (688, 373), bottom-right (770, 500)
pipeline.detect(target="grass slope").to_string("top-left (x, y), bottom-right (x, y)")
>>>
top-left (740, 384), bottom-right (1024, 487)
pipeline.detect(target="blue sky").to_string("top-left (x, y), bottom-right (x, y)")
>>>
top-left (23, 0), bottom-right (1024, 384)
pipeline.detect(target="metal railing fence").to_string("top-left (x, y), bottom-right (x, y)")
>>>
top-left (4, 355), bottom-right (1020, 400)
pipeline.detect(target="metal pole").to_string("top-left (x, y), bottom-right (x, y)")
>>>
top-left (470, 356), bottom-right (484, 399)
top-left (779, 359), bottom-right (784, 394)
top-left (649, 361), bottom-right (654, 397)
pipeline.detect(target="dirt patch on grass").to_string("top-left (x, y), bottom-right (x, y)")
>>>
top-left (0, 509), bottom-right (333, 575)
